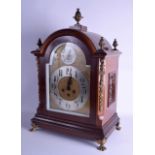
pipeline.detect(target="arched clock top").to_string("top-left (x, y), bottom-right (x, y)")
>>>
top-left (31, 29), bottom-right (120, 59)
top-left (32, 29), bottom-right (97, 57)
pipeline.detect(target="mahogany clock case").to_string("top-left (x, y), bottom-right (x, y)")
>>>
top-left (31, 28), bottom-right (121, 141)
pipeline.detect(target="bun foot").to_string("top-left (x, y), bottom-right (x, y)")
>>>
top-left (116, 122), bottom-right (121, 130)
top-left (97, 138), bottom-right (107, 151)
top-left (29, 123), bottom-right (39, 132)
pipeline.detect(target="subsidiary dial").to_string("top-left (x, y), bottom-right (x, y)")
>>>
top-left (61, 44), bottom-right (76, 65)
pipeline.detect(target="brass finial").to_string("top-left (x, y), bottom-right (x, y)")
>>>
top-left (99, 37), bottom-right (105, 50)
top-left (73, 8), bottom-right (83, 24)
top-left (37, 38), bottom-right (42, 48)
top-left (112, 39), bottom-right (118, 50)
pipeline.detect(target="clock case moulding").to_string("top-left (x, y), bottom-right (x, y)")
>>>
top-left (30, 9), bottom-right (121, 151)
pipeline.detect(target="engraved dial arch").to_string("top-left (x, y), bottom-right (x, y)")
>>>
top-left (49, 42), bottom-right (86, 67)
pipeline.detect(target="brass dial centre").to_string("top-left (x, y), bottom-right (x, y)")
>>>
top-left (58, 77), bottom-right (80, 101)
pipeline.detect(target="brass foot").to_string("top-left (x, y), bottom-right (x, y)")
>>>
top-left (116, 122), bottom-right (121, 130)
top-left (97, 138), bottom-right (107, 151)
top-left (29, 123), bottom-right (39, 132)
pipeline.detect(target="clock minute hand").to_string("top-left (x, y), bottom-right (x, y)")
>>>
top-left (66, 76), bottom-right (72, 90)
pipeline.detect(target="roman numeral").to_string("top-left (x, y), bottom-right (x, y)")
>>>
top-left (54, 92), bottom-right (57, 96)
top-left (75, 71), bottom-right (78, 78)
top-left (70, 68), bottom-right (72, 75)
top-left (59, 69), bottom-right (63, 77)
top-left (54, 76), bottom-right (56, 82)
top-left (76, 102), bottom-right (79, 107)
top-left (66, 68), bottom-right (70, 75)
top-left (59, 99), bottom-right (61, 105)
top-left (81, 96), bottom-right (83, 102)
top-left (65, 103), bottom-right (70, 109)
top-left (82, 88), bottom-right (87, 94)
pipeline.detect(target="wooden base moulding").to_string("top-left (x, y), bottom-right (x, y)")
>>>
top-left (30, 113), bottom-right (120, 150)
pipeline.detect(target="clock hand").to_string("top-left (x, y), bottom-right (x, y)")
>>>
top-left (66, 76), bottom-right (72, 90)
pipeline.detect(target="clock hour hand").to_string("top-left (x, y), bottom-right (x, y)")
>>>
top-left (66, 76), bottom-right (72, 90)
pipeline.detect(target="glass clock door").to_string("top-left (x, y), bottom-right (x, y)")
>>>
top-left (46, 42), bottom-right (90, 117)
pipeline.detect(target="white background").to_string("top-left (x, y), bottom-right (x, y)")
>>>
top-left (21, 0), bottom-right (132, 155)
top-left (3, 0), bottom-right (155, 155)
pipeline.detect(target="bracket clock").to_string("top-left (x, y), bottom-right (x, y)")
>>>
top-left (30, 9), bottom-right (121, 151)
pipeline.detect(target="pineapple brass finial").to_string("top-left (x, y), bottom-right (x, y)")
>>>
top-left (37, 38), bottom-right (42, 48)
top-left (112, 39), bottom-right (118, 50)
top-left (73, 8), bottom-right (83, 24)
top-left (99, 37), bottom-right (105, 50)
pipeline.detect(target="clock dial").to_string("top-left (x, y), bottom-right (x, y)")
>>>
top-left (50, 66), bottom-right (89, 111)
top-left (46, 42), bottom-right (90, 116)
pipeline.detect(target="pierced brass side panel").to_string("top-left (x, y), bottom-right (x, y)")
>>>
top-left (107, 73), bottom-right (116, 107)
